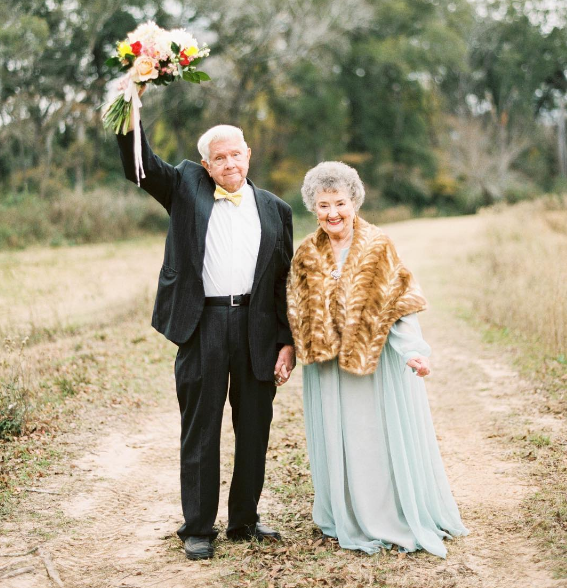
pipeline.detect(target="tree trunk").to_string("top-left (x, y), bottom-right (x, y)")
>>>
top-left (75, 120), bottom-right (85, 195)
top-left (558, 97), bottom-right (567, 178)
top-left (39, 127), bottom-right (55, 199)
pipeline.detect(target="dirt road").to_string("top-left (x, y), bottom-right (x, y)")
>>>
top-left (1, 216), bottom-right (565, 588)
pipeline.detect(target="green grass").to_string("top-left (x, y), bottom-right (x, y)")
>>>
top-left (528, 433), bottom-right (551, 448)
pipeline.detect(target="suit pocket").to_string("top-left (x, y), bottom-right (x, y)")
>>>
top-left (161, 264), bottom-right (178, 276)
top-left (155, 266), bottom-right (178, 321)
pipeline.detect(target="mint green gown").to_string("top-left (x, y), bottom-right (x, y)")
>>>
top-left (302, 249), bottom-right (468, 558)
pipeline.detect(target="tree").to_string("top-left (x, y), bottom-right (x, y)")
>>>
top-left (339, 0), bottom-right (472, 208)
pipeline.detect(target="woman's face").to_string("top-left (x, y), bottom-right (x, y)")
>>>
top-left (314, 189), bottom-right (356, 240)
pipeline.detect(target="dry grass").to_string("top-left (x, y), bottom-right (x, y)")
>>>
top-left (0, 303), bottom-right (173, 515)
top-left (0, 236), bottom-right (165, 340)
top-left (1, 212), bottom-right (566, 586)
top-left (471, 195), bottom-right (567, 358)
top-left (0, 236), bottom-right (165, 504)
top-left (459, 196), bottom-right (567, 579)
top-left (521, 435), bottom-right (567, 578)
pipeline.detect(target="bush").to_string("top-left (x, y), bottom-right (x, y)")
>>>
top-left (0, 189), bottom-right (169, 249)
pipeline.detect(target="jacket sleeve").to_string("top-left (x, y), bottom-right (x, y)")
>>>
top-left (275, 204), bottom-right (294, 346)
top-left (116, 121), bottom-right (181, 214)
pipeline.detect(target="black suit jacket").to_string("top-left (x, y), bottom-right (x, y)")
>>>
top-left (117, 124), bottom-right (294, 382)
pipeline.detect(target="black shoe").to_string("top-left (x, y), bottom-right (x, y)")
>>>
top-left (228, 522), bottom-right (281, 542)
top-left (184, 536), bottom-right (214, 560)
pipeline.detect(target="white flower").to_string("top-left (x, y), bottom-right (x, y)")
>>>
top-left (198, 45), bottom-right (211, 58)
top-left (169, 28), bottom-right (199, 52)
top-left (128, 21), bottom-right (162, 46)
top-left (152, 34), bottom-right (174, 60)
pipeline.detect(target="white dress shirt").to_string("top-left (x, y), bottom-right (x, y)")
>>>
top-left (202, 181), bottom-right (262, 296)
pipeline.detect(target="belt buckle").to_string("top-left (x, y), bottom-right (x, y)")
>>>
top-left (230, 294), bottom-right (240, 307)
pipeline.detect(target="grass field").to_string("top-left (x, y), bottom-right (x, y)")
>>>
top-left (471, 196), bottom-right (567, 359)
top-left (1, 209), bottom-right (566, 587)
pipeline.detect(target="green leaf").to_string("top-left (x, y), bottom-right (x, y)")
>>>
top-left (171, 42), bottom-right (180, 55)
top-left (183, 71), bottom-right (200, 83)
top-left (195, 71), bottom-right (211, 81)
top-left (105, 56), bottom-right (121, 68)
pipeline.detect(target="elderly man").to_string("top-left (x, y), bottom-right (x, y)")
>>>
top-left (116, 89), bottom-right (295, 560)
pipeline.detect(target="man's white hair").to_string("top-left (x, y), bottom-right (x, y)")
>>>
top-left (197, 125), bottom-right (247, 162)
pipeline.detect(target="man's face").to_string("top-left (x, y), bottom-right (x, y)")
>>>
top-left (202, 137), bottom-right (251, 193)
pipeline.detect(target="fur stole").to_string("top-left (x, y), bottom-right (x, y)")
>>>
top-left (287, 217), bottom-right (427, 375)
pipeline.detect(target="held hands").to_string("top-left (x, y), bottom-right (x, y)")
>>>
top-left (406, 356), bottom-right (431, 377)
top-left (274, 345), bottom-right (296, 387)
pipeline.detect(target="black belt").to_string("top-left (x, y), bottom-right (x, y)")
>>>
top-left (205, 294), bottom-right (251, 307)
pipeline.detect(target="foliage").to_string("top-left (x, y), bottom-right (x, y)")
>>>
top-left (0, 189), bottom-right (169, 249)
top-left (0, 0), bottom-right (566, 218)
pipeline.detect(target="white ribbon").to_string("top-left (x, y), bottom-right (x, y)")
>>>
top-left (123, 78), bottom-right (146, 186)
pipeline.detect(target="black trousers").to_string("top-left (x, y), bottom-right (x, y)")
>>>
top-left (175, 305), bottom-right (276, 541)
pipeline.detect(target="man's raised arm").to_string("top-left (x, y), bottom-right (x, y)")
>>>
top-left (116, 86), bottom-right (180, 214)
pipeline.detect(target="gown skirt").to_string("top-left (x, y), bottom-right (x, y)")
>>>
top-left (302, 313), bottom-right (469, 558)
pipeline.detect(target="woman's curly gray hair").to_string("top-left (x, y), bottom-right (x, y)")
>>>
top-left (301, 161), bottom-right (365, 213)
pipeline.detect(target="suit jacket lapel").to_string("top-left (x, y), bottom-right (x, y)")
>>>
top-left (191, 175), bottom-right (215, 276)
top-left (251, 180), bottom-right (277, 298)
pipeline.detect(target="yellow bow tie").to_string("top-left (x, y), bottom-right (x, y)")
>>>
top-left (214, 185), bottom-right (242, 206)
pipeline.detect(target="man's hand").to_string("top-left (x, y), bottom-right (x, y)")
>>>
top-left (406, 356), bottom-right (430, 378)
top-left (274, 345), bottom-right (295, 387)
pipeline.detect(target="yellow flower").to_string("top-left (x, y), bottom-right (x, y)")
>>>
top-left (118, 42), bottom-right (133, 58)
top-left (184, 45), bottom-right (199, 57)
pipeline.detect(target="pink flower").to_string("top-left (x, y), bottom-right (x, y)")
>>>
top-left (131, 56), bottom-right (159, 82)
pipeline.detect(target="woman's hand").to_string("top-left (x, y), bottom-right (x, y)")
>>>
top-left (407, 356), bottom-right (430, 377)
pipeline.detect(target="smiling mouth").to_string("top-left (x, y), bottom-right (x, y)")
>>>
top-left (327, 218), bottom-right (343, 226)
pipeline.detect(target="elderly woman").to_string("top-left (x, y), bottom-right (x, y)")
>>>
top-left (287, 161), bottom-right (468, 558)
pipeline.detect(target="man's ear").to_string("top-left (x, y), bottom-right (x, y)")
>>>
top-left (201, 159), bottom-right (212, 175)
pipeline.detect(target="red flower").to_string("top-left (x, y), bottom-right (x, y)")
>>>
top-left (131, 41), bottom-right (142, 55)
top-left (179, 50), bottom-right (191, 66)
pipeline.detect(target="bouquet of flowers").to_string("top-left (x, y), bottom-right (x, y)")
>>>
top-left (102, 21), bottom-right (211, 183)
